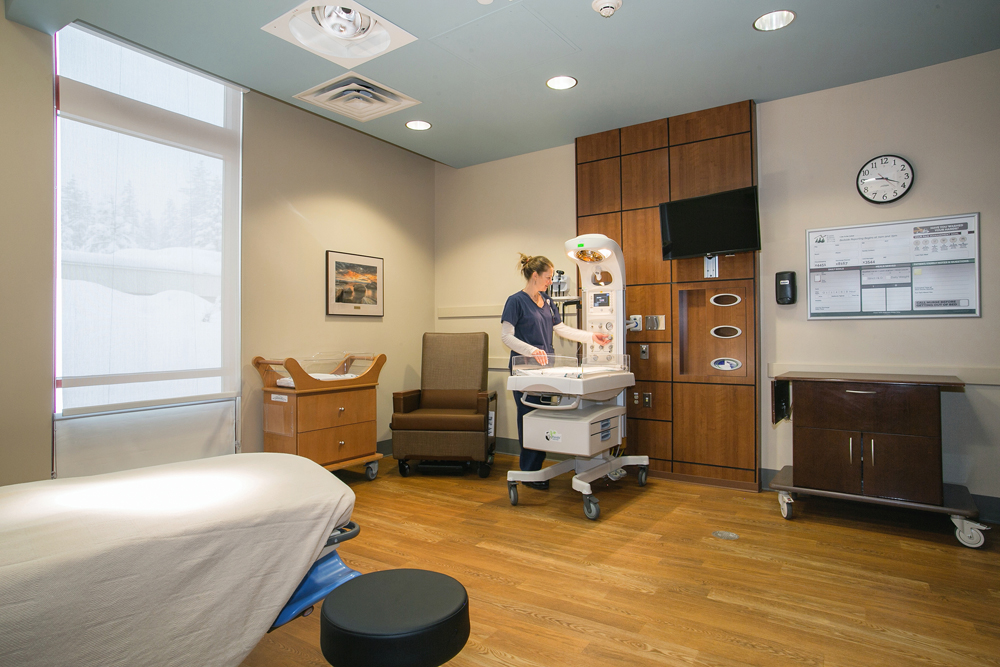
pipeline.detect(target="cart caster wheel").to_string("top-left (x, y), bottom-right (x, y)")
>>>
top-left (365, 462), bottom-right (378, 481)
top-left (583, 495), bottom-right (600, 521)
top-left (398, 460), bottom-right (410, 477)
top-left (778, 491), bottom-right (793, 520)
top-left (478, 462), bottom-right (491, 478)
top-left (956, 526), bottom-right (985, 548)
top-left (637, 466), bottom-right (648, 487)
top-left (508, 482), bottom-right (518, 506)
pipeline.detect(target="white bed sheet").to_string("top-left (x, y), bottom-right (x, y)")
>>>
top-left (0, 452), bottom-right (355, 667)
top-left (275, 372), bottom-right (357, 388)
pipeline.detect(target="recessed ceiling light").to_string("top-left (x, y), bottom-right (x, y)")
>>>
top-left (406, 120), bottom-right (431, 131)
top-left (753, 10), bottom-right (795, 31)
top-left (546, 75), bottom-right (577, 90)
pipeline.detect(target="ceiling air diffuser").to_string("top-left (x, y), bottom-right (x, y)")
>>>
top-left (294, 72), bottom-right (420, 122)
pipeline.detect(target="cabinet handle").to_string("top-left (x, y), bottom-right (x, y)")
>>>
top-left (845, 390), bottom-right (876, 394)
top-left (871, 439), bottom-right (875, 466)
top-left (339, 407), bottom-right (346, 412)
top-left (849, 437), bottom-right (852, 464)
top-left (339, 441), bottom-right (345, 446)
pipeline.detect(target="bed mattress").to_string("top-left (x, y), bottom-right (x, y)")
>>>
top-left (0, 452), bottom-right (355, 667)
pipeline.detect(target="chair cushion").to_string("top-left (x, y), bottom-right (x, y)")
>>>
top-left (392, 408), bottom-right (485, 432)
top-left (420, 389), bottom-right (479, 410)
top-left (320, 569), bottom-right (470, 667)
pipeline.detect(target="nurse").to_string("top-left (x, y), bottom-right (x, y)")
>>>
top-left (501, 253), bottom-right (611, 488)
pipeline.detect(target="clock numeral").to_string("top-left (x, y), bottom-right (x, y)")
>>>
top-left (871, 192), bottom-right (878, 199)
top-left (902, 182), bottom-right (907, 189)
top-left (871, 162), bottom-right (878, 169)
top-left (892, 190), bottom-right (898, 197)
top-left (863, 169), bottom-right (870, 176)
top-left (863, 187), bottom-right (869, 193)
top-left (881, 157), bottom-right (889, 164)
top-left (904, 173), bottom-right (909, 179)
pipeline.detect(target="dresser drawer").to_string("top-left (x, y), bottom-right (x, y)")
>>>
top-left (792, 381), bottom-right (940, 436)
top-left (297, 388), bottom-right (375, 432)
top-left (298, 421), bottom-right (376, 466)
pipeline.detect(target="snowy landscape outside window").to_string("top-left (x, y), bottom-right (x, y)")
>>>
top-left (55, 24), bottom-right (242, 416)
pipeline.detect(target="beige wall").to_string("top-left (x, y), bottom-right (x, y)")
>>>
top-left (0, 18), bottom-right (54, 485)
top-left (240, 93), bottom-right (436, 452)
top-left (757, 49), bottom-right (1000, 497)
top-left (433, 145), bottom-right (579, 440)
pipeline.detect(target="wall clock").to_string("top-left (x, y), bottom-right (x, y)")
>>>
top-left (856, 154), bottom-right (914, 204)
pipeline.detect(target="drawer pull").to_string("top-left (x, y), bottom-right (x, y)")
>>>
top-left (600, 430), bottom-right (612, 442)
top-left (849, 437), bottom-right (852, 464)
top-left (339, 407), bottom-right (346, 412)
top-left (339, 441), bottom-right (346, 446)
top-left (845, 390), bottom-right (876, 394)
top-left (871, 439), bottom-right (875, 466)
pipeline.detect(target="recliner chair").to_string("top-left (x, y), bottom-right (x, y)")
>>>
top-left (391, 332), bottom-right (497, 478)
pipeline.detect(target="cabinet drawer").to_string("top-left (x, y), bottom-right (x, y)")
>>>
top-left (297, 388), bottom-right (375, 432)
top-left (298, 421), bottom-right (376, 466)
top-left (792, 382), bottom-right (940, 436)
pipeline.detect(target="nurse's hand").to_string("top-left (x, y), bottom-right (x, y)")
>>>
top-left (531, 349), bottom-right (548, 365)
top-left (593, 333), bottom-right (612, 346)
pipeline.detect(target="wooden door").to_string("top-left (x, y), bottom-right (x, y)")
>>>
top-left (673, 383), bottom-right (756, 469)
top-left (792, 426), bottom-right (863, 495)
top-left (862, 433), bottom-right (943, 505)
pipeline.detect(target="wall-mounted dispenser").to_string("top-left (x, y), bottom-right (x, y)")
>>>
top-left (775, 271), bottom-right (796, 305)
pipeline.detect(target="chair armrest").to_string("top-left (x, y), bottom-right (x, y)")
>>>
top-left (477, 390), bottom-right (498, 415)
top-left (393, 389), bottom-right (421, 413)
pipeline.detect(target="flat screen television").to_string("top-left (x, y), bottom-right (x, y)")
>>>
top-left (660, 186), bottom-right (760, 260)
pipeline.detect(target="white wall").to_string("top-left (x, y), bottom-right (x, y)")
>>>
top-left (0, 17), bottom-right (54, 485)
top-left (433, 145), bottom-right (579, 440)
top-left (757, 49), bottom-right (1000, 497)
top-left (241, 93), bottom-right (436, 452)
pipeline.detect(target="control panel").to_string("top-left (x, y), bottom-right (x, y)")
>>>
top-left (584, 289), bottom-right (619, 359)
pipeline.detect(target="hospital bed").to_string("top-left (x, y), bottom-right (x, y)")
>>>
top-left (0, 452), bottom-right (361, 667)
top-left (506, 234), bottom-right (649, 520)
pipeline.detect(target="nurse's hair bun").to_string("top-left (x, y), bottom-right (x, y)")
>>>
top-left (517, 253), bottom-right (554, 281)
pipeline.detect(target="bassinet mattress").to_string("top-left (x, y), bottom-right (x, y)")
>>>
top-left (275, 372), bottom-right (357, 388)
top-left (0, 452), bottom-right (355, 667)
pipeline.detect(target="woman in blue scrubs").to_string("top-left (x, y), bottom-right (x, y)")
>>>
top-left (501, 253), bottom-right (611, 489)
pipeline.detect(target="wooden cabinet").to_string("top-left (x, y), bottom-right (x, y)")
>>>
top-left (577, 100), bottom-right (759, 490)
top-left (781, 374), bottom-right (960, 506)
top-left (254, 354), bottom-right (386, 473)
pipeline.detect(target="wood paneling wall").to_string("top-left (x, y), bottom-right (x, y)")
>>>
top-left (576, 100), bottom-right (760, 491)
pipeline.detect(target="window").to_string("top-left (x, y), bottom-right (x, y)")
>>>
top-left (54, 24), bottom-right (243, 475)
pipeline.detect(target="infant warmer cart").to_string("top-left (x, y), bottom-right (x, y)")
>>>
top-left (506, 234), bottom-right (649, 520)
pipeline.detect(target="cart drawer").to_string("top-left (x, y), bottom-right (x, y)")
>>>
top-left (297, 388), bottom-right (375, 432)
top-left (298, 421), bottom-right (376, 466)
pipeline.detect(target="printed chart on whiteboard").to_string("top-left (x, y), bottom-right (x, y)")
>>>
top-left (807, 213), bottom-right (980, 319)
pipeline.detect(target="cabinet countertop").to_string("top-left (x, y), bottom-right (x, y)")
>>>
top-left (774, 371), bottom-right (964, 387)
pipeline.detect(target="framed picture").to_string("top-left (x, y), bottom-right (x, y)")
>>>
top-left (326, 251), bottom-right (384, 317)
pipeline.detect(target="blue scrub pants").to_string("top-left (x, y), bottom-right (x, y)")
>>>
top-left (514, 390), bottom-right (546, 472)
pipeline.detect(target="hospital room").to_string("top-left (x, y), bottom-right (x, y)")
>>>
top-left (2, 1), bottom-right (1000, 666)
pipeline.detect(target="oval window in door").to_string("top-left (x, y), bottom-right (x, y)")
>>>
top-left (710, 357), bottom-right (743, 371)
top-left (709, 293), bottom-right (742, 307)
top-left (710, 325), bottom-right (742, 339)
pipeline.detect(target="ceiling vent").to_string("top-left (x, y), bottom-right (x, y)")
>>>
top-left (294, 72), bottom-right (420, 122)
top-left (262, 1), bottom-right (416, 68)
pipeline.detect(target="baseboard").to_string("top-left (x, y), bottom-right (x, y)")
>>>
top-left (759, 467), bottom-right (998, 525)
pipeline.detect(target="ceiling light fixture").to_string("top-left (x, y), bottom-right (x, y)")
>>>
top-left (592, 0), bottom-right (622, 18)
top-left (546, 75), bottom-right (578, 90)
top-left (753, 10), bottom-right (796, 31)
top-left (406, 120), bottom-right (432, 131)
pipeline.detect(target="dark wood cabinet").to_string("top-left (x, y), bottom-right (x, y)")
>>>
top-left (783, 374), bottom-right (959, 506)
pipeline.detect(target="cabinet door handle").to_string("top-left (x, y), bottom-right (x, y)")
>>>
top-left (339, 407), bottom-right (346, 412)
top-left (849, 437), bottom-right (853, 464)
top-left (845, 390), bottom-right (876, 394)
top-left (339, 441), bottom-right (345, 446)
top-left (871, 439), bottom-right (875, 466)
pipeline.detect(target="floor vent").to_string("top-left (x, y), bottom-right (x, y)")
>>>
top-left (294, 72), bottom-right (419, 123)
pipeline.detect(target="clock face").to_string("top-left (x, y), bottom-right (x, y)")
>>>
top-left (857, 154), bottom-right (914, 203)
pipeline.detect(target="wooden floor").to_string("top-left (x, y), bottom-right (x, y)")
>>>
top-left (241, 454), bottom-right (999, 667)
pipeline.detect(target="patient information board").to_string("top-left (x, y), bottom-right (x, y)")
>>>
top-left (807, 213), bottom-right (980, 320)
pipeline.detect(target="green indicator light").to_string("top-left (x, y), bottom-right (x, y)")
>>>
top-left (577, 243), bottom-right (584, 247)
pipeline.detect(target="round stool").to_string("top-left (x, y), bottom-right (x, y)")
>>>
top-left (320, 569), bottom-right (470, 667)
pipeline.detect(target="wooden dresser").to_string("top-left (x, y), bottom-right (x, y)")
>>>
top-left (770, 371), bottom-right (990, 548)
top-left (253, 354), bottom-right (387, 477)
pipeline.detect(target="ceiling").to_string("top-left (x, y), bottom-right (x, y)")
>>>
top-left (7, 0), bottom-right (1000, 168)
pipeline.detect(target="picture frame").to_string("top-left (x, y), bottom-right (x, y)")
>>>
top-left (326, 251), bottom-right (384, 317)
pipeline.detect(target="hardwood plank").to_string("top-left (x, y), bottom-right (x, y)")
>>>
top-left (241, 454), bottom-right (999, 667)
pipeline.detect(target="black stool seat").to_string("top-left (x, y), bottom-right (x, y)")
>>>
top-left (320, 569), bottom-right (470, 667)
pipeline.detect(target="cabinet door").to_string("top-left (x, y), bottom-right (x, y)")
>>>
top-left (863, 433), bottom-right (943, 505)
top-left (577, 158), bottom-right (621, 216)
top-left (792, 426), bottom-right (863, 495)
top-left (673, 383), bottom-right (756, 469)
top-left (622, 208), bottom-right (671, 285)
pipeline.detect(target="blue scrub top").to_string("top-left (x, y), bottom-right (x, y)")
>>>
top-left (501, 290), bottom-right (562, 368)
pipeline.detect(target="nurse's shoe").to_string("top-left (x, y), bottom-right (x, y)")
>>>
top-left (524, 481), bottom-right (550, 490)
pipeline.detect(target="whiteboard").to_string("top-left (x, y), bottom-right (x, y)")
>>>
top-left (806, 213), bottom-right (980, 320)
